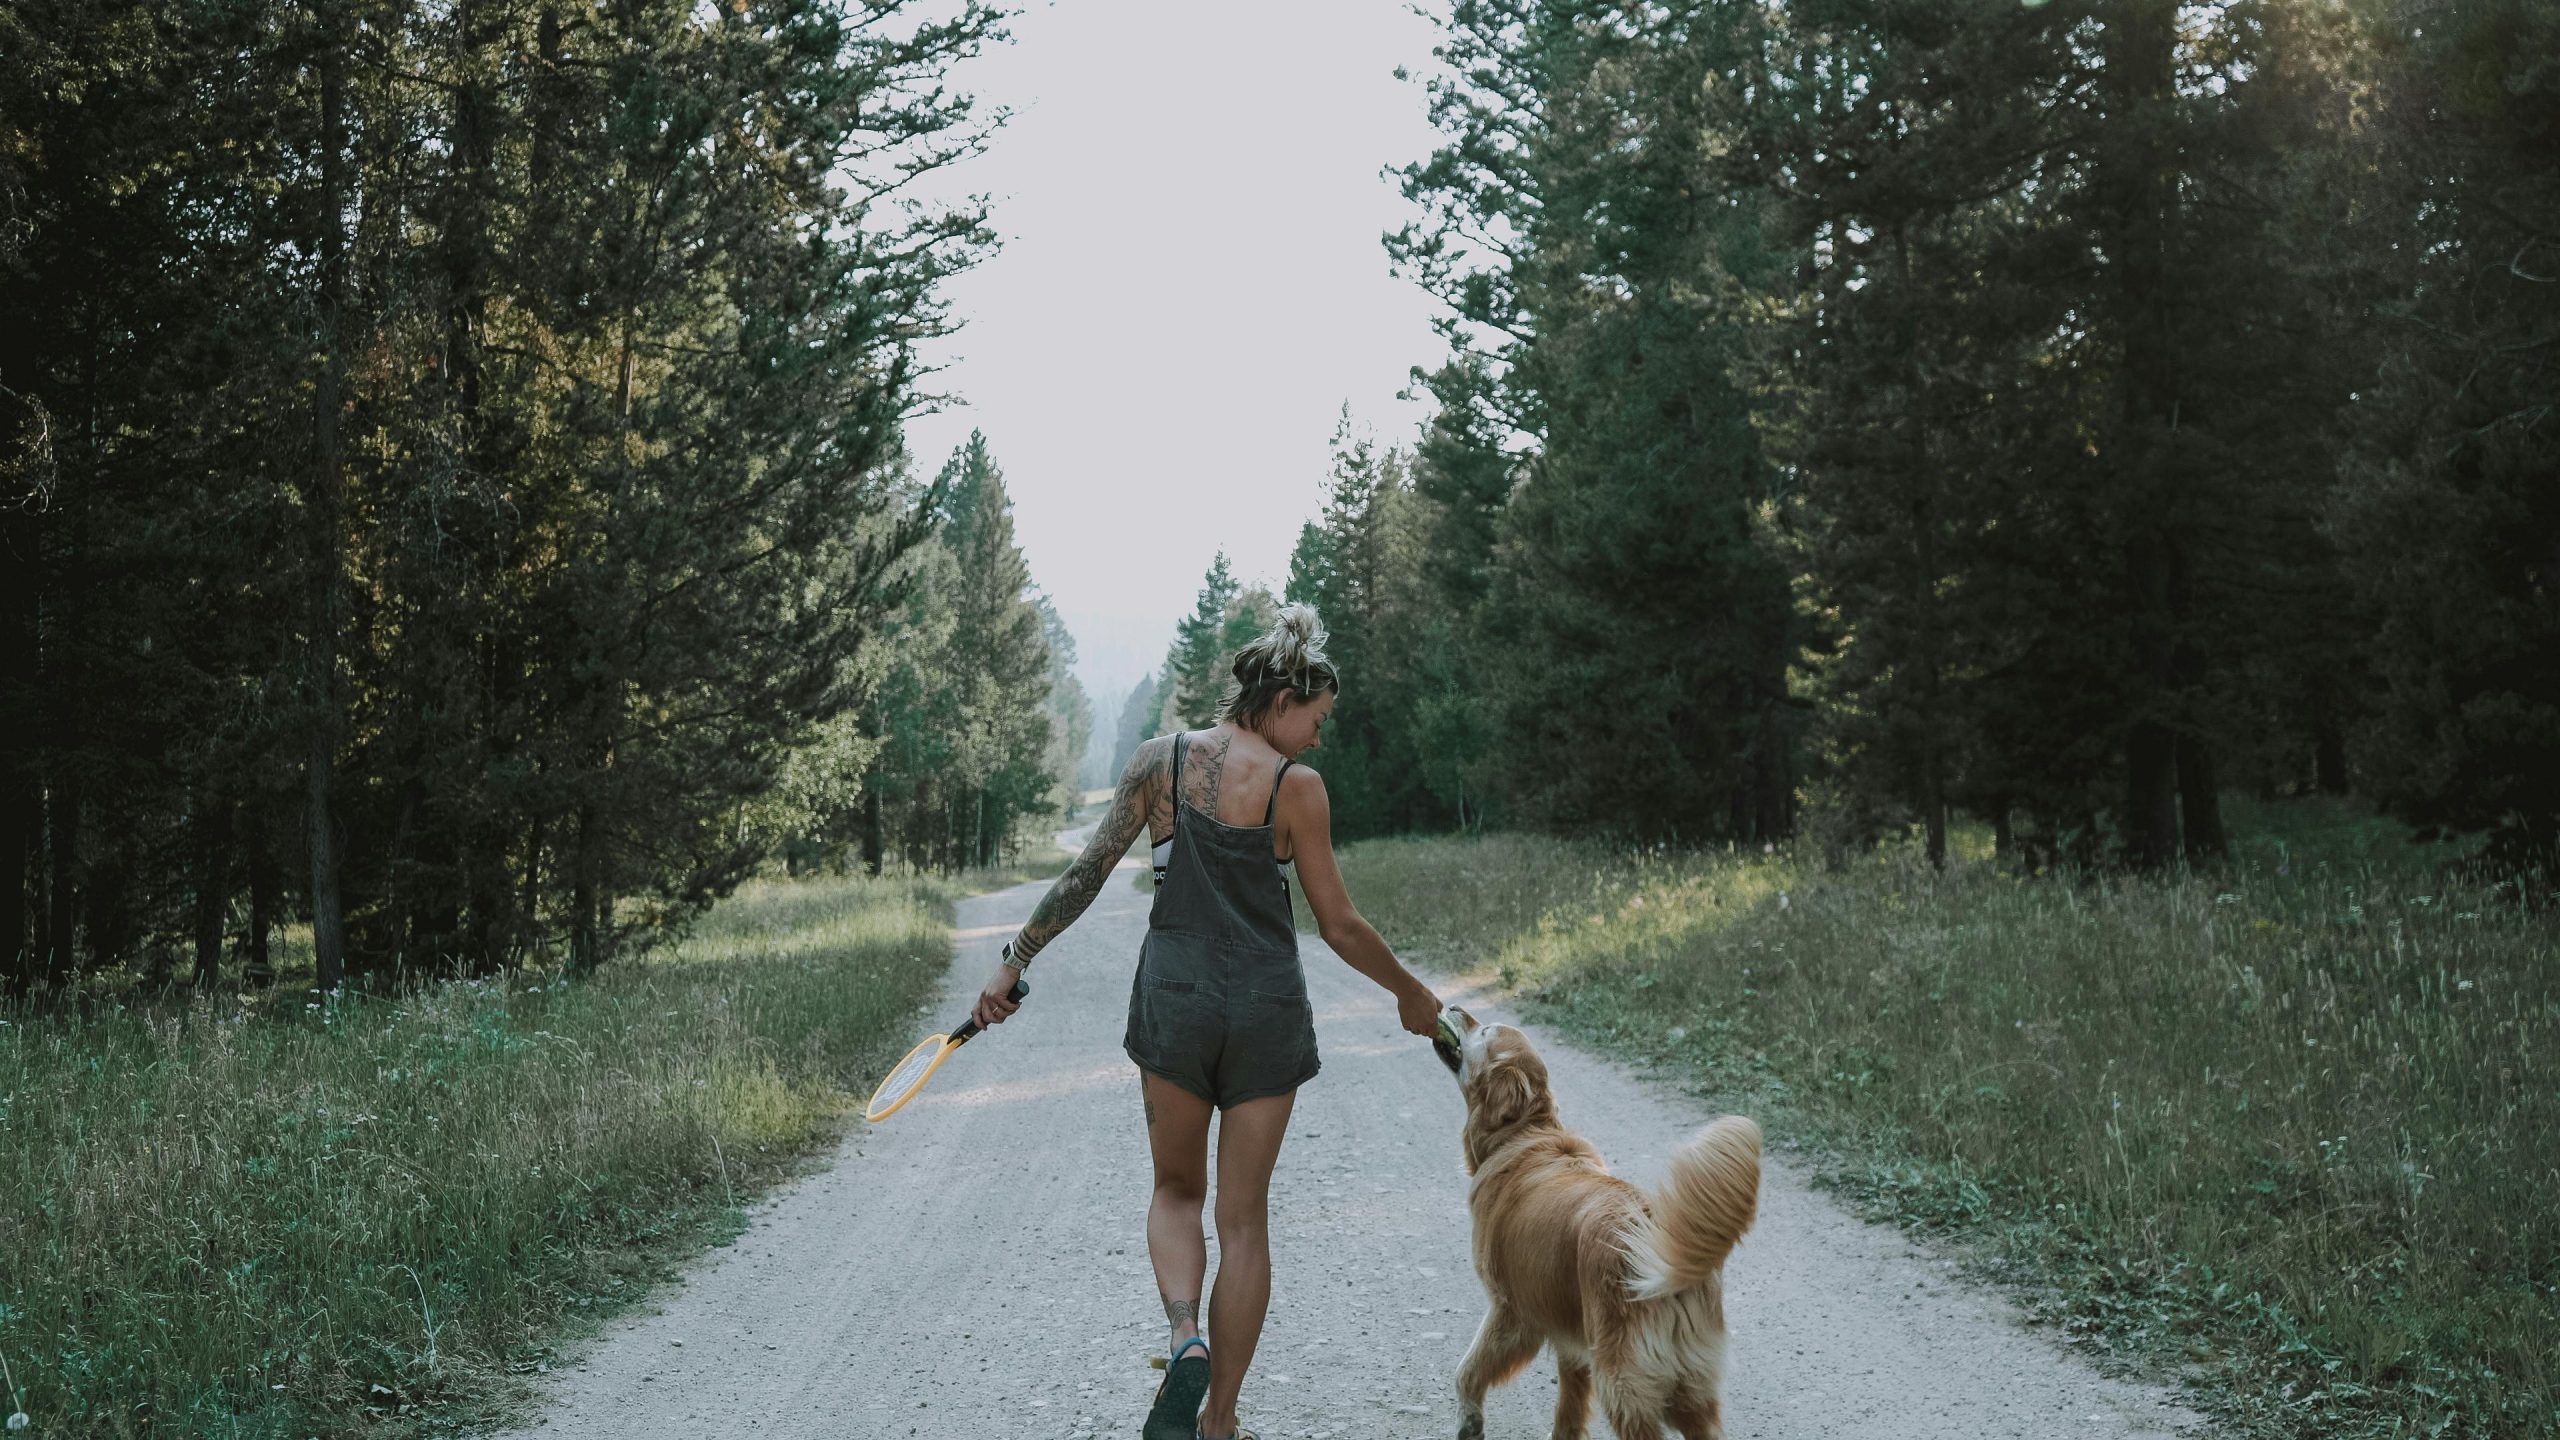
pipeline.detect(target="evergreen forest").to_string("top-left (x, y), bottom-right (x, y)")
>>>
top-left (1, 0), bottom-right (1085, 996)
top-left (1152, 0), bottom-right (2558, 880)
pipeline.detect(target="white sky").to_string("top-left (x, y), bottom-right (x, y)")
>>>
top-left (903, 0), bottom-right (1452, 711)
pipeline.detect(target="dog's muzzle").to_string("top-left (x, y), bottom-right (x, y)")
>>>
top-left (1432, 1006), bottom-right (1471, 1076)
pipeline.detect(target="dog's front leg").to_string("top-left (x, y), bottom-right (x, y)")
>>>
top-left (1454, 1307), bottom-right (1538, 1440)
top-left (1551, 1354), bottom-right (1593, 1439)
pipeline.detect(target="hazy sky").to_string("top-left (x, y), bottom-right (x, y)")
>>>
top-left (903, 0), bottom-right (1452, 713)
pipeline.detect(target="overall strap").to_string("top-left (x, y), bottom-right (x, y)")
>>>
top-left (1263, 757), bottom-right (1294, 826)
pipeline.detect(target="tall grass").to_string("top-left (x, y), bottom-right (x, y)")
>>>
top-left (1341, 804), bottom-right (2557, 1438)
top-left (0, 873), bottom-right (960, 1438)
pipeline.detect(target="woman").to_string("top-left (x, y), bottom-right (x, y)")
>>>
top-left (972, 604), bottom-right (1442, 1440)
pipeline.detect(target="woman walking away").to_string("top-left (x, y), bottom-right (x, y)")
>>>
top-left (971, 603), bottom-right (1442, 1440)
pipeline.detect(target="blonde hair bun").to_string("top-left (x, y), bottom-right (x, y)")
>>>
top-left (1220, 603), bottom-right (1340, 727)
top-left (1267, 603), bottom-right (1328, 680)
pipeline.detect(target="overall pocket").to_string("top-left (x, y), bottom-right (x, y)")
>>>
top-left (1239, 972), bottom-right (1318, 1073)
top-left (1128, 939), bottom-right (1221, 1068)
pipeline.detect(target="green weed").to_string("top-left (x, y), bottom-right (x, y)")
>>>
top-left (1340, 804), bottom-right (2558, 1438)
top-left (0, 873), bottom-right (960, 1438)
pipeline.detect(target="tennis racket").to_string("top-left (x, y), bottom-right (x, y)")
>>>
top-left (1432, 1011), bottom-right (1464, 1075)
top-left (864, 977), bottom-right (1028, 1122)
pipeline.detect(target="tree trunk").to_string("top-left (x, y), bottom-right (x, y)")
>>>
top-left (0, 490), bottom-right (33, 997)
top-left (2124, 533), bottom-right (2182, 866)
top-left (2125, 720), bottom-right (2180, 868)
top-left (570, 801), bottom-right (600, 973)
top-left (2314, 718), bottom-right (2349, 795)
top-left (83, 849), bottom-right (131, 974)
top-left (192, 802), bottom-right (229, 988)
top-left (42, 777), bottom-right (79, 990)
top-left (1897, 223), bottom-right (1947, 872)
top-left (1754, 698), bottom-right (1792, 843)
top-left (303, 9), bottom-right (352, 993)
top-left (0, 773), bottom-right (29, 998)
top-left (862, 780), bottom-right (884, 877)
top-left (2105, 0), bottom-right (2185, 871)
top-left (518, 817), bottom-right (543, 971)
top-left (246, 843), bottom-right (277, 987)
top-left (2177, 733), bottom-right (2227, 861)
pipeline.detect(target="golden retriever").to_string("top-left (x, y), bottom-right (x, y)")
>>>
top-left (1437, 1006), bottom-right (1760, 1440)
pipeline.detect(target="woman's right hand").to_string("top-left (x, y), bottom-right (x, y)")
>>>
top-left (972, 965), bottom-right (1025, 1030)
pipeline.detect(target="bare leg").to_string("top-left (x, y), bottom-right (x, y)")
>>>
top-left (1141, 1071), bottom-right (1214, 1353)
top-left (1454, 1306), bottom-right (1540, 1440)
top-left (1552, 1354), bottom-right (1595, 1440)
top-left (1194, 1090), bottom-right (1295, 1439)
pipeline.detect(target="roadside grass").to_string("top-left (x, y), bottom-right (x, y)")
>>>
top-left (0, 871), bottom-right (970, 1439)
top-left (1339, 801), bottom-right (2557, 1438)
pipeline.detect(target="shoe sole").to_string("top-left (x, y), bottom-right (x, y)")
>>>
top-left (1143, 1354), bottom-right (1211, 1440)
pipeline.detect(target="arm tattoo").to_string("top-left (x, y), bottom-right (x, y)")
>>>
top-left (1009, 736), bottom-right (1170, 962)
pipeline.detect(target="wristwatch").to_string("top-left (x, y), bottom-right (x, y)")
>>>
top-left (1001, 938), bottom-right (1029, 972)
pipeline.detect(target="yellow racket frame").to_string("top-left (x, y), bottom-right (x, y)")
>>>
top-left (863, 977), bottom-right (1026, 1123)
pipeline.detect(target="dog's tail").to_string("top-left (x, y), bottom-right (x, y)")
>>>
top-left (1625, 1115), bottom-right (1762, 1301)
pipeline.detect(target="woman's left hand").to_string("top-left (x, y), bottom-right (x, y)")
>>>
top-left (1395, 980), bottom-right (1442, 1038)
top-left (972, 966), bottom-right (1025, 1029)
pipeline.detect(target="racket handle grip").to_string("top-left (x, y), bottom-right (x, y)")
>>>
top-left (952, 977), bottom-right (1029, 1043)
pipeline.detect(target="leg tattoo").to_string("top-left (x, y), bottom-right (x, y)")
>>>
top-left (1163, 1293), bottom-right (1201, 1352)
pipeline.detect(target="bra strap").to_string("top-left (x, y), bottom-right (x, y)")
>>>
top-left (1171, 732), bottom-right (1187, 830)
top-left (1263, 758), bottom-right (1294, 826)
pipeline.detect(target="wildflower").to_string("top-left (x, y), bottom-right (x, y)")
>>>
top-left (1777, 891), bottom-right (1791, 912)
top-left (7, 1413), bottom-right (26, 1432)
top-left (2457, 979), bottom-right (2474, 992)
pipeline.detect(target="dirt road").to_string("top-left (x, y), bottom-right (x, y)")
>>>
top-left (501, 840), bottom-right (2200, 1438)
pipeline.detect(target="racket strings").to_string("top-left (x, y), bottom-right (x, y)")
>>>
top-left (868, 1035), bottom-right (948, 1119)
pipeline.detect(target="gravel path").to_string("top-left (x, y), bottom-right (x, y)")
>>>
top-left (499, 837), bottom-right (2202, 1439)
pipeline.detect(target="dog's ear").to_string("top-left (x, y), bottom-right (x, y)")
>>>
top-left (1474, 1061), bottom-right (1539, 1134)
top-left (1462, 1042), bottom-right (1553, 1171)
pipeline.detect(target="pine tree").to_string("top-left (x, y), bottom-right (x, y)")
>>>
top-left (1392, 0), bottom-right (1798, 841)
top-left (1036, 596), bottom-right (1094, 816)
top-left (1169, 554), bottom-right (1244, 728)
top-left (1112, 668), bottom-right (1170, 779)
top-left (2328, 0), bottom-right (2560, 860)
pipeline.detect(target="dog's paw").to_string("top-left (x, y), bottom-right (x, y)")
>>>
top-left (1456, 1410), bottom-right (1485, 1440)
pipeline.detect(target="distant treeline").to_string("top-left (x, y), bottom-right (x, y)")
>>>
top-left (1166, 0), bottom-right (2555, 866)
top-left (0, 0), bottom-right (1082, 998)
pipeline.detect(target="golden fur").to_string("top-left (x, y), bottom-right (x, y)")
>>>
top-left (1446, 1009), bottom-right (1760, 1440)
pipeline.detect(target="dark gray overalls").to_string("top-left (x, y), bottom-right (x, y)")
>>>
top-left (1123, 732), bottom-right (1321, 1109)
